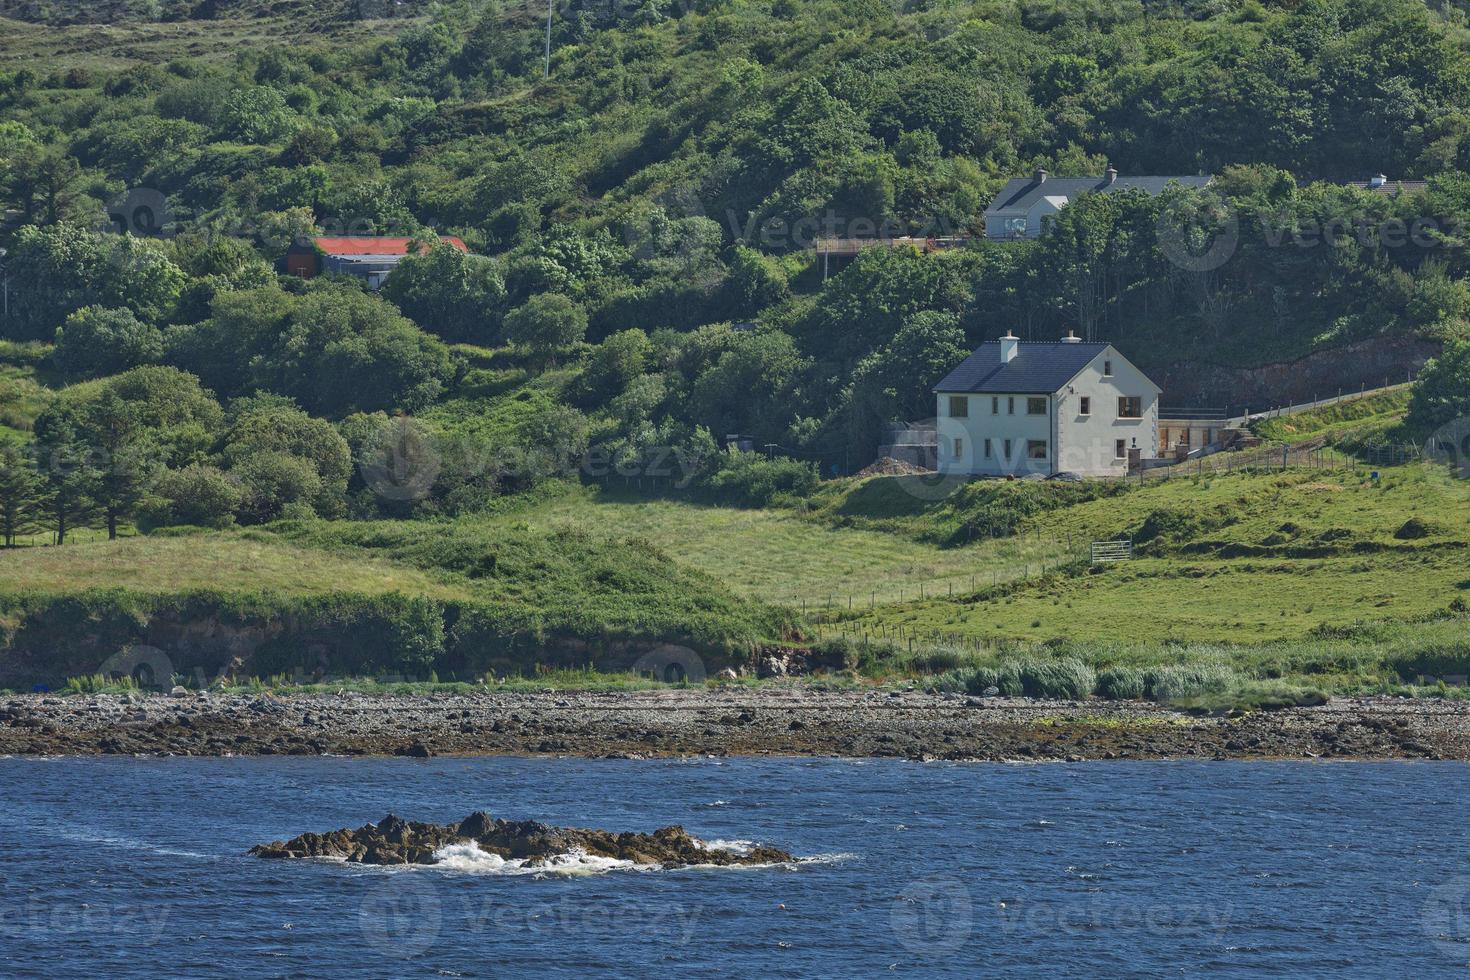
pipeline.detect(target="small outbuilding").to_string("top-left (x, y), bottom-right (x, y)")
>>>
top-left (285, 235), bottom-right (469, 289)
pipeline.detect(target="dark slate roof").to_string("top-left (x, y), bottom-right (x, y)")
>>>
top-left (934, 341), bottom-right (1109, 394)
top-left (984, 175), bottom-right (1211, 215)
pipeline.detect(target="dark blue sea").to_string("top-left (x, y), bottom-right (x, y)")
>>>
top-left (2, 757), bottom-right (1469, 977)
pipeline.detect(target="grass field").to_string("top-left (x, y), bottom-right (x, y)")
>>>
top-left (467, 484), bottom-right (1075, 607)
top-left (0, 533), bottom-right (472, 600)
top-left (819, 463), bottom-right (1470, 644)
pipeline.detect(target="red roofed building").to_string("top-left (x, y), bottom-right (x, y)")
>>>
top-left (286, 235), bottom-right (470, 289)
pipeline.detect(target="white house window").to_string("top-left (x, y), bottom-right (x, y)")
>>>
top-left (1004, 438), bottom-right (1013, 459)
top-left (991, 396), bottom-right (999, 414)
top-left (953, 437), bottom-right (964, 458)
top-left (1007, 397), bottom-right (1015, 415)
top-left (984, 438), bottom-right (992, 458)
top-left (1079, 396), bottom-right (1091, 416)
top-left (1103, 360), bottom-right (1113, 377)
top-left (948, 396), bottom-right (968, 418)
top-left (1117, 396), bottom-right (1142, 419)
top-left (1115, 439), bottom-right (1127, 459)
top-left (1026, 397), bottom-right (1047, 416)
top-left (1027, 440), bottom-right (1048, 460)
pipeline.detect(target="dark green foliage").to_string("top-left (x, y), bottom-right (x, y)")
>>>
top-left (1408, 340), bottom-right (1470, 432)
top-left (0, 443), bottom-right (42, 545)
top-left (700, 450), bottom-right (820, 507)
top-left (52, 307), bottom-right (165, 381)
top-left (502, 294), bottom-right (587, 367)
top-left (170, 283), bottom-right (453, 416)
top-left (4, 225), bottom-right (184, 341)
top-left (138, 464), bottom-right (241, 531)
top-left (380, 242), bottom-right (507, 345)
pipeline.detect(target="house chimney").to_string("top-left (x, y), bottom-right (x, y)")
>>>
top-left (1370, 174), bottom-right (1387, 189)
top-left (1000, 332), bottom-right (1019, 363)
top-left (1104, 166), bottom-right (1118, 185)
top-left (1061, 330), bottom-right (1081, 344)
top-left (1033, 168), bottom-right (1048, 185)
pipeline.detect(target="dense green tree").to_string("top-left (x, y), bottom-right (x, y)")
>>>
top-left (5, 225), bottom-right (184, 341)
top-left (1409, 340), bottom-right (1470, 431)
top-left (0, 444), bottom-right (42, 546)
top-left (380, 242), bottom-right (507, 344)
top-left (53, 306), bottom-right (165, 380)
top-left (577, 328), bottom-right (650, 406)
top-left (138, 464), bottom-right (241, 530)
top-left (30, 404), bottom-right (101, 545)
top-left (502, 293), bottom-right (587, 367)
top-left (223, 402), bottom-right (352, 516)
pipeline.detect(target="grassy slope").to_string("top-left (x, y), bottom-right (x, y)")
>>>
top-left (466, 484), bottom-right (1071, 606)
top-left (0, 533), bottom-right (471, 599)
top-left (1254, 389), bottom-right (1412, 444)
top-left (825, 464), bottom-right (1470, 644)
top-left (0, 12), bottom-right (419, 71)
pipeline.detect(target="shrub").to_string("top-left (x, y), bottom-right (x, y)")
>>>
top-left (701, 450), bottom-right (819, 506)
top-left (998, 656), bottom-right (1097, 699)
top-left (1097, 666), bottom-right (1148, 700)
top-left (925, 665), bottom-right (1000, 695)
top-left (1147, 663), bottom-right (1237, 701)
top-left (139, 465), bottom-right (241, 531)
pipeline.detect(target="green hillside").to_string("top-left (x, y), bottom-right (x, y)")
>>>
top-left (0, 1), bottom-right (1469, 695)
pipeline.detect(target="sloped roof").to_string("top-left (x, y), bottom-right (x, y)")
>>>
top-left (934, 341), bottom-right (1110, 394)
top-left (985, 175), bottom-right (1211, 215)
top-left (313, 236), bottom-right (468, 256)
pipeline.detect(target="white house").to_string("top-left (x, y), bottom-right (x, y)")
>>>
top-left (932, 333), bottom-right (1160, 477)
top-left (983, 168), bottom-right (1211, 239)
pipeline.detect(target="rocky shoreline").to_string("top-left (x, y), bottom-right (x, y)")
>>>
top-left (2, 688), bottom-right (1470, 761)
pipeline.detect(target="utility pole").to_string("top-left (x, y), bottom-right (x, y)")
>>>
top-left (545, 0), bottom-right (553, 78)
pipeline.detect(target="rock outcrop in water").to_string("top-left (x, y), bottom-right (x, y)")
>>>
top-left (249, 812), bottom-right (795, 867)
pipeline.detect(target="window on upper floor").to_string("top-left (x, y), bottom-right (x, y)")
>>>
top-left (1103, 360), bottom-right (1113, 377)
top-left (948, 396), bottom-right (969, 418)
top-left (1007, 397), bottom-right (1015, 415)
top-left (1079, 396), bottom-right (1091, 416)
top-left (991, 396), bottom-right (999, 414)
top-left (1027, 397), bottom-right (1047, 416)
top-left (1117, 396), bottom-right (1142, 419)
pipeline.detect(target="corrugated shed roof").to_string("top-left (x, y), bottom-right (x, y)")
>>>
top-left (984, 175), bottom-right (1211, 215)
top-left (934, 341), bottom-right (1110, 394)
top-left (313, 236), bottom-right (468, 256)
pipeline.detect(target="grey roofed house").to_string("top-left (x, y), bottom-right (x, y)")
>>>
top-left (984, 167), bottom-right (1211, 239)
top-left (933, 339), bottom-right (1111, 394)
